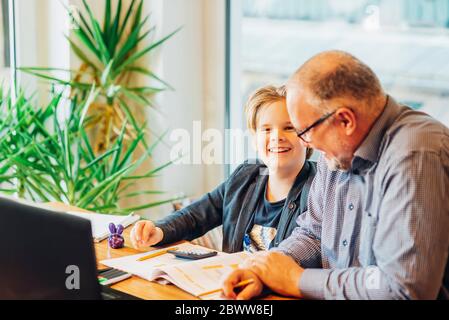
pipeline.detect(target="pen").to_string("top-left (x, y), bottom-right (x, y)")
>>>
top-left (197, 279), bottom-right (254, 297)
top-left (137, 247), bottom-right (179, 261)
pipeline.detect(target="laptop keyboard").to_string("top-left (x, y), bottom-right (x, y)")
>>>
top-left (100, 286), bottom-right (142, 300)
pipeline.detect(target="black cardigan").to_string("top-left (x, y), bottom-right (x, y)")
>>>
top-left (155, 160), bottom-right (317, 253)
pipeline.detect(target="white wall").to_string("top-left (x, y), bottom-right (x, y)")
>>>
top-left (15, 0), bottom-right (70, 101)
top-left (202, 0), bottom-right (226, 192)
top-left (68, 0), bottom-right (227, 219)
top-left (12, 0), bottom-right (227, 219)
top-left (141, 0), bottom-right (226, 219)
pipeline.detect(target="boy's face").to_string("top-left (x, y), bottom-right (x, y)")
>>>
top-left (254, 99), bottom-right (306, 174)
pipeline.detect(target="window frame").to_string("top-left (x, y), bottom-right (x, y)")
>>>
top-left (2, 0), bottom-right (17, 99)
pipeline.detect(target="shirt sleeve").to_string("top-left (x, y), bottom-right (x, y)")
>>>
top-left (299, 151), bottom-right (449, 300)
top-left (155, 181), bottom-right (226, 245)
top-left (154, 163), bottom-right (246, 245)
top-left (273, 158), bottom-right (325, 269)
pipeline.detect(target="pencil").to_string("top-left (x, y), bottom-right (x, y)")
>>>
top-left (197, 279), bottom-right (254, 297)
top-left (137, 247), bottom-right (178, 262)
top-left (202, 264), bottom-right (224, 270)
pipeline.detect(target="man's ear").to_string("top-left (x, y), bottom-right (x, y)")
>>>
top-left (335, 108), bottom-right (356, 136)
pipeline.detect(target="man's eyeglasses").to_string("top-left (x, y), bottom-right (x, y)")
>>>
top-left (296, 111), bottom-right (336, 143)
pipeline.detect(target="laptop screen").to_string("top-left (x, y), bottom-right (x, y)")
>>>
top-left (0, 196), bottom-right (101, 299)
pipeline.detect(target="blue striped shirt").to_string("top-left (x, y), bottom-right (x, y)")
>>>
top-left (275, 96), bottom-right (449, 299)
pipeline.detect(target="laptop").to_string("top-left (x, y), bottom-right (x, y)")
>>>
top-left (0, 196), bottom-right (140, 300)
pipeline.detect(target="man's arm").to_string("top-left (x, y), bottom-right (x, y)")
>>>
top-left (273, 158), bottom-right (326, 268)
top-left (220, 159), bottom-right (327, 300)
top-left (299, 152), bottom-right (449, 300)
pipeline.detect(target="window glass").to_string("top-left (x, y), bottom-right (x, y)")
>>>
top-left (239, 0), bottom-right (449, 126)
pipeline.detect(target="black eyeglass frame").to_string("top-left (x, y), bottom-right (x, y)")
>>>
top-left (296, 110), bottom-right (337, 143)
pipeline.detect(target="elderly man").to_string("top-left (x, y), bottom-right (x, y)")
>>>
top-left (222, 50), bottom-right (449, 300)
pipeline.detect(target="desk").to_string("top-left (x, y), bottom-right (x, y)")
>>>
top-left (45, 202), bottom-right (291, 300)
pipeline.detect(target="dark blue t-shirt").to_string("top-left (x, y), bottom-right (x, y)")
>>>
top-left (243, 182), bottom-right (286, 252)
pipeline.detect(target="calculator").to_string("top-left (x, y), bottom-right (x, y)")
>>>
top-left (167, 249), bottom-right (218, 260)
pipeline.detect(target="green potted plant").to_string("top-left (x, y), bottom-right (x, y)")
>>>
top-left (20, 0), bottom-right (180, 153)
top-left (5, 0), bottom-right (183, 214)
top-left (0, 87), bottom-right (180, 214)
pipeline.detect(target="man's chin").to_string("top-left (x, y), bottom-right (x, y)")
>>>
top-left (324, 155), bottom-right (351, 172)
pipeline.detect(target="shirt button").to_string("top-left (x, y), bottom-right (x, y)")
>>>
top-left (348, 203), bottom-right (354, 211)
top-left (288, 202), bottom-right (296, 211)
top-left (342, 240), bottom-right (348, 247)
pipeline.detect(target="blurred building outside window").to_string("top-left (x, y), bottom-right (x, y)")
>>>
top-left (233, 0), bottom-right (449, 144)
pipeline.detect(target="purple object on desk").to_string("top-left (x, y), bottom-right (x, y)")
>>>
top-left (108, 223), bottom-right (125, 249)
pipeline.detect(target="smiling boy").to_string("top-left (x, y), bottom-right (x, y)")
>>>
top-left (131, 85), bottom-right (317, 253)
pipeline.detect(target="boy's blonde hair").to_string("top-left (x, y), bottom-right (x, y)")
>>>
top-left (245, 85), bottom-right (313, 159)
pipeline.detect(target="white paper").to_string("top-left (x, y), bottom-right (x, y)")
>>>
top-left (66, 211), bottom-right (140, 242)
top-left (100, 244), bottom-right (250, 299)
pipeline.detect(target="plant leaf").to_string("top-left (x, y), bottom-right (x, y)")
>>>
top-left (82, 0), bottom-right (111, 64)
top-left (115, 27), bottom-right (182, 74)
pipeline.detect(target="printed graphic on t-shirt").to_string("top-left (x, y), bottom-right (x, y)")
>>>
top-left (244, 224), bottom-right (277, 253)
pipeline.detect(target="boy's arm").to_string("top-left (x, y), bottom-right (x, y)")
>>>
top-left (153, 163), bottom-right (248, 245)
top-left (154, 182), bottom-right (226, 245)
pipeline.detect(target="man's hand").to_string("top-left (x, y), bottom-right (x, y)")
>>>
top-left (241, 251), bottom-right (304, 298)
top-left (130, 220), bottom-right (164, 249)
top-left (221, 269), bottom-right (264, 300)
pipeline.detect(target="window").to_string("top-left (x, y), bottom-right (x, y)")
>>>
top-left (0, 0), bottom-right (11, 88)
top-left (228, 0), bottom-right (449, 148)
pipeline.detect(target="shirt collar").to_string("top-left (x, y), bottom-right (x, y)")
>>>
top-left (352, 95), bottom-right (402, 172)
top-left (258, 160), bottom-right (313, 201)
top-left (289, 160), bottom-right (313, 201)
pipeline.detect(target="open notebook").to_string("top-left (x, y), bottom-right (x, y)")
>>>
top-left (100, 243), bottom-right (250, 299)
top-left (66, 211), bottom-right (140, 242)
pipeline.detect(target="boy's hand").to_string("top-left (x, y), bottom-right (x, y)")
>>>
top-left (130, 220), bottom-right (164, 249)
